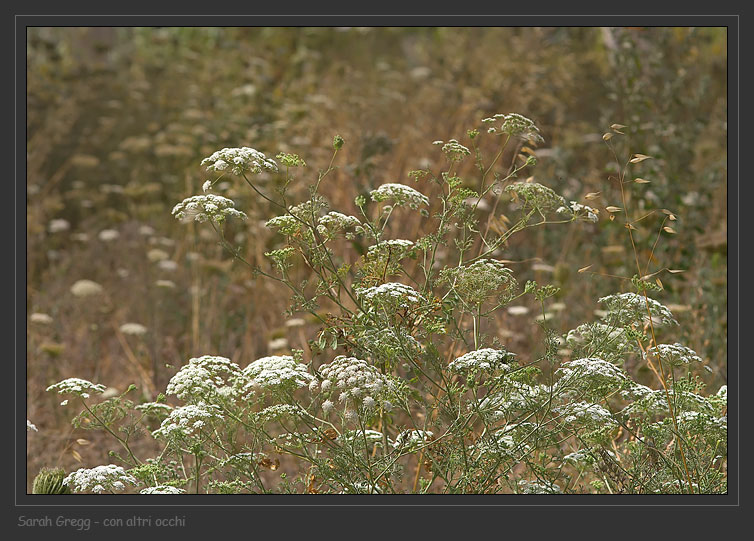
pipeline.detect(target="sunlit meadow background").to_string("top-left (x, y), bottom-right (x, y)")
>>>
top-left (26, 27), bottom-right (727, 492)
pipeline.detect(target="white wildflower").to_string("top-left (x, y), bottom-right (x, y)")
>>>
top-left (172, 194), bottom-right (247, 224)
top-left (240, 355), bottom-right (314, 396)
top-left (393, 429), bottom-right (433, 449)
top-left (356, 282), bottom-right (425, 314)
top-left (598, 292), bottom-right (678, 327)
top-left (46, 378), bottom-right (106, 399)
top-left (518, 479), bottom-right (562, 494)
top-left (30, 312), bottom-right (53, 325)
top-left (70, 279), bottom-right (104, 297)
top-left (119, 322), bottom-right (147, 336)
top-left (646, 343), bottom-right (703, 366)
top-left (146, 248), bottom-right (169, 262)
top-left (140, 486), bottom-right (185, 494)
top-left (64, 465), bottom-right (137, 494)
top-left (166, 355), bottom-right (242, 401)
top-left (48, 219), bottom-right (70, 233)
top-left (157, 260), bottom-right (178, 272)
top-left (448, 347), bottom-right (516, 375)
top-left (152, 402), bottom-right (224, 440)
top-left (201, 147), bottom-right (278, 176)
top-left (369, 183), bottom-right (429, 209)
top-left (98, 229), bottom-right (120, 242)
top-left (27, 420), bottom-right (38, 432)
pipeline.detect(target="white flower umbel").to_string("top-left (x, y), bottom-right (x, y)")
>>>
top-left (433, 139), bottom-right (471, 162)
top-left (393, 429), bottom-right (434, 450)
top-left (646, 343), bottom-right (703, 367)
top-left (201, 147), bottom-right (278, 176)
top-left (140, 486), bottom-right (186, 494)
top-left (555, 401), bottom-right (617, 428)
top-left (166, 355), bottom-right (242, 402)
top-left (63, 465), bottom-right (137, 494)
top-left (98, 229), bottom-right (120, 242)
top-left (30, 312), bottom-right (53, 324)
top-left (337, 429), bottom-right (388, 448)
top-left (517, 479), bottom-right (562, 494)
top-left (172, 194), bottom-right (247, 224)
top-left (556, 357), bottom-right (628, 396)
top-left (46, 378), bottom-right (106, 399)
top-left (448, 348), bottom-right (516, 376)
top-left (316, 211), bottom-right (364, 240)
top-left (367, 239), bottom-right (416, 260)
top-left (440, 258), bottom-right (517, 305)
top-left (483, 113), bottom-right (545, 143)
top-left (48, 219), bottom-right (70, 233)
top-left (152, 402), bottom-right (223, 440)
top-left (119, 322), bottom-right (148, 336)
top-left (356, 282), bottom-right (425, 314)
top-left (134, 402), bottom-right (173, 417)
top-left (369, 183), bottom-right (429, 210)
top-left (557, 201), bottom-right (599, 223)
top-left (240, 355), bottom-right (314, 396)
top-left (472, 424), bottom-right (532, 461)
top-left (27, 420), bottom-right (38, 432)
top-left (70, 279), bottom-right (104, 297)
top-left (505, 182), bottom-right (566, 212)
top-left (317, 355), bottom-right (399, 412)
top-left (598, 292), bottom-right (678, 327)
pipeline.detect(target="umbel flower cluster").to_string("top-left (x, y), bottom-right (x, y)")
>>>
top-left (45, 114), bottom-right (725, 495)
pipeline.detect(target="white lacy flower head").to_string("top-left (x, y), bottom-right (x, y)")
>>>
top-left (517, 479), bottom-right (563, 494)
top-left (646, 343), bottom-right (703, 366)
top-left (46, 378), bottom-right (106, 399)
top-left (478, 382), bottom-right (551, 420)
top-left (140, 486), bottom-right (185, 494)
top-left (64, 465), bottom-right (137, 494)
top-left (505, 182), bottom-right (566, 212)
top-left (565, 322), bottom-right (636, 363)
top-left (448, 348), bottom-right (516, 375)
top-left (337, 429), bottom-right (388, 447)
top-left (240, 355), bottom-right (314, 396)
top-left (472, 424), bottom-right (531, 460)
top-left (98, 229), bottom-right (120, 242)
top-left (483, 113), bottom-right (545, 143)
top-left (556, 357), bottom-right (628, 396)
top-left (317, 355), bottom-right (399, 411)
top-left (70, 279), bottom-right (104, 297)
top-left (152, 402), bottom-right (224, 440)
top-left (201, 147), bottom-right (278, 176)
top-left (563, 449), bottom-right (596, 467)
top-left (598, 292), bottom-right (678, 327)
top-left (393, 429), bottom-right (434, 449)
top-left (367, 239), bottom-right (417, 260)
top-left (166, 355), bottom-right (242, 402)
top-left (30, 312), bottom-right (53, 324)
top-left (316, 211), bottom-right (364, 240)
top-left (621, 388), bottom-right (715, 418)
top-left (172, 194), bottom-right (247, 224)
top-left (555, 401), bottom-right (617, 428)
top-left (48, 218), bottom-right (70, 233)
top-left (440, 258), bottom-right (517, 305)
top-left (147, 248), bottom-right (169, 262)
top-left (356, 282), bottom-right (425, 314)
top-left (265, 214), bottom-right (300, 235)
top-left (557, 201), bottom-right (599, 223)
top-left (369, 183), bottom-right (430, 210)
top-left (134, 402), bottom-right (173, 417)
top-left (27, 420), bottom-right (38, 432)
top-left (433, 139), bottom-right (471, 161)
top-left (119, 322), bottom-right (148, 336)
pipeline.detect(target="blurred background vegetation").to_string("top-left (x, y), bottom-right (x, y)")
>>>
top-left (26, 27), bottom-right (727, 491)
